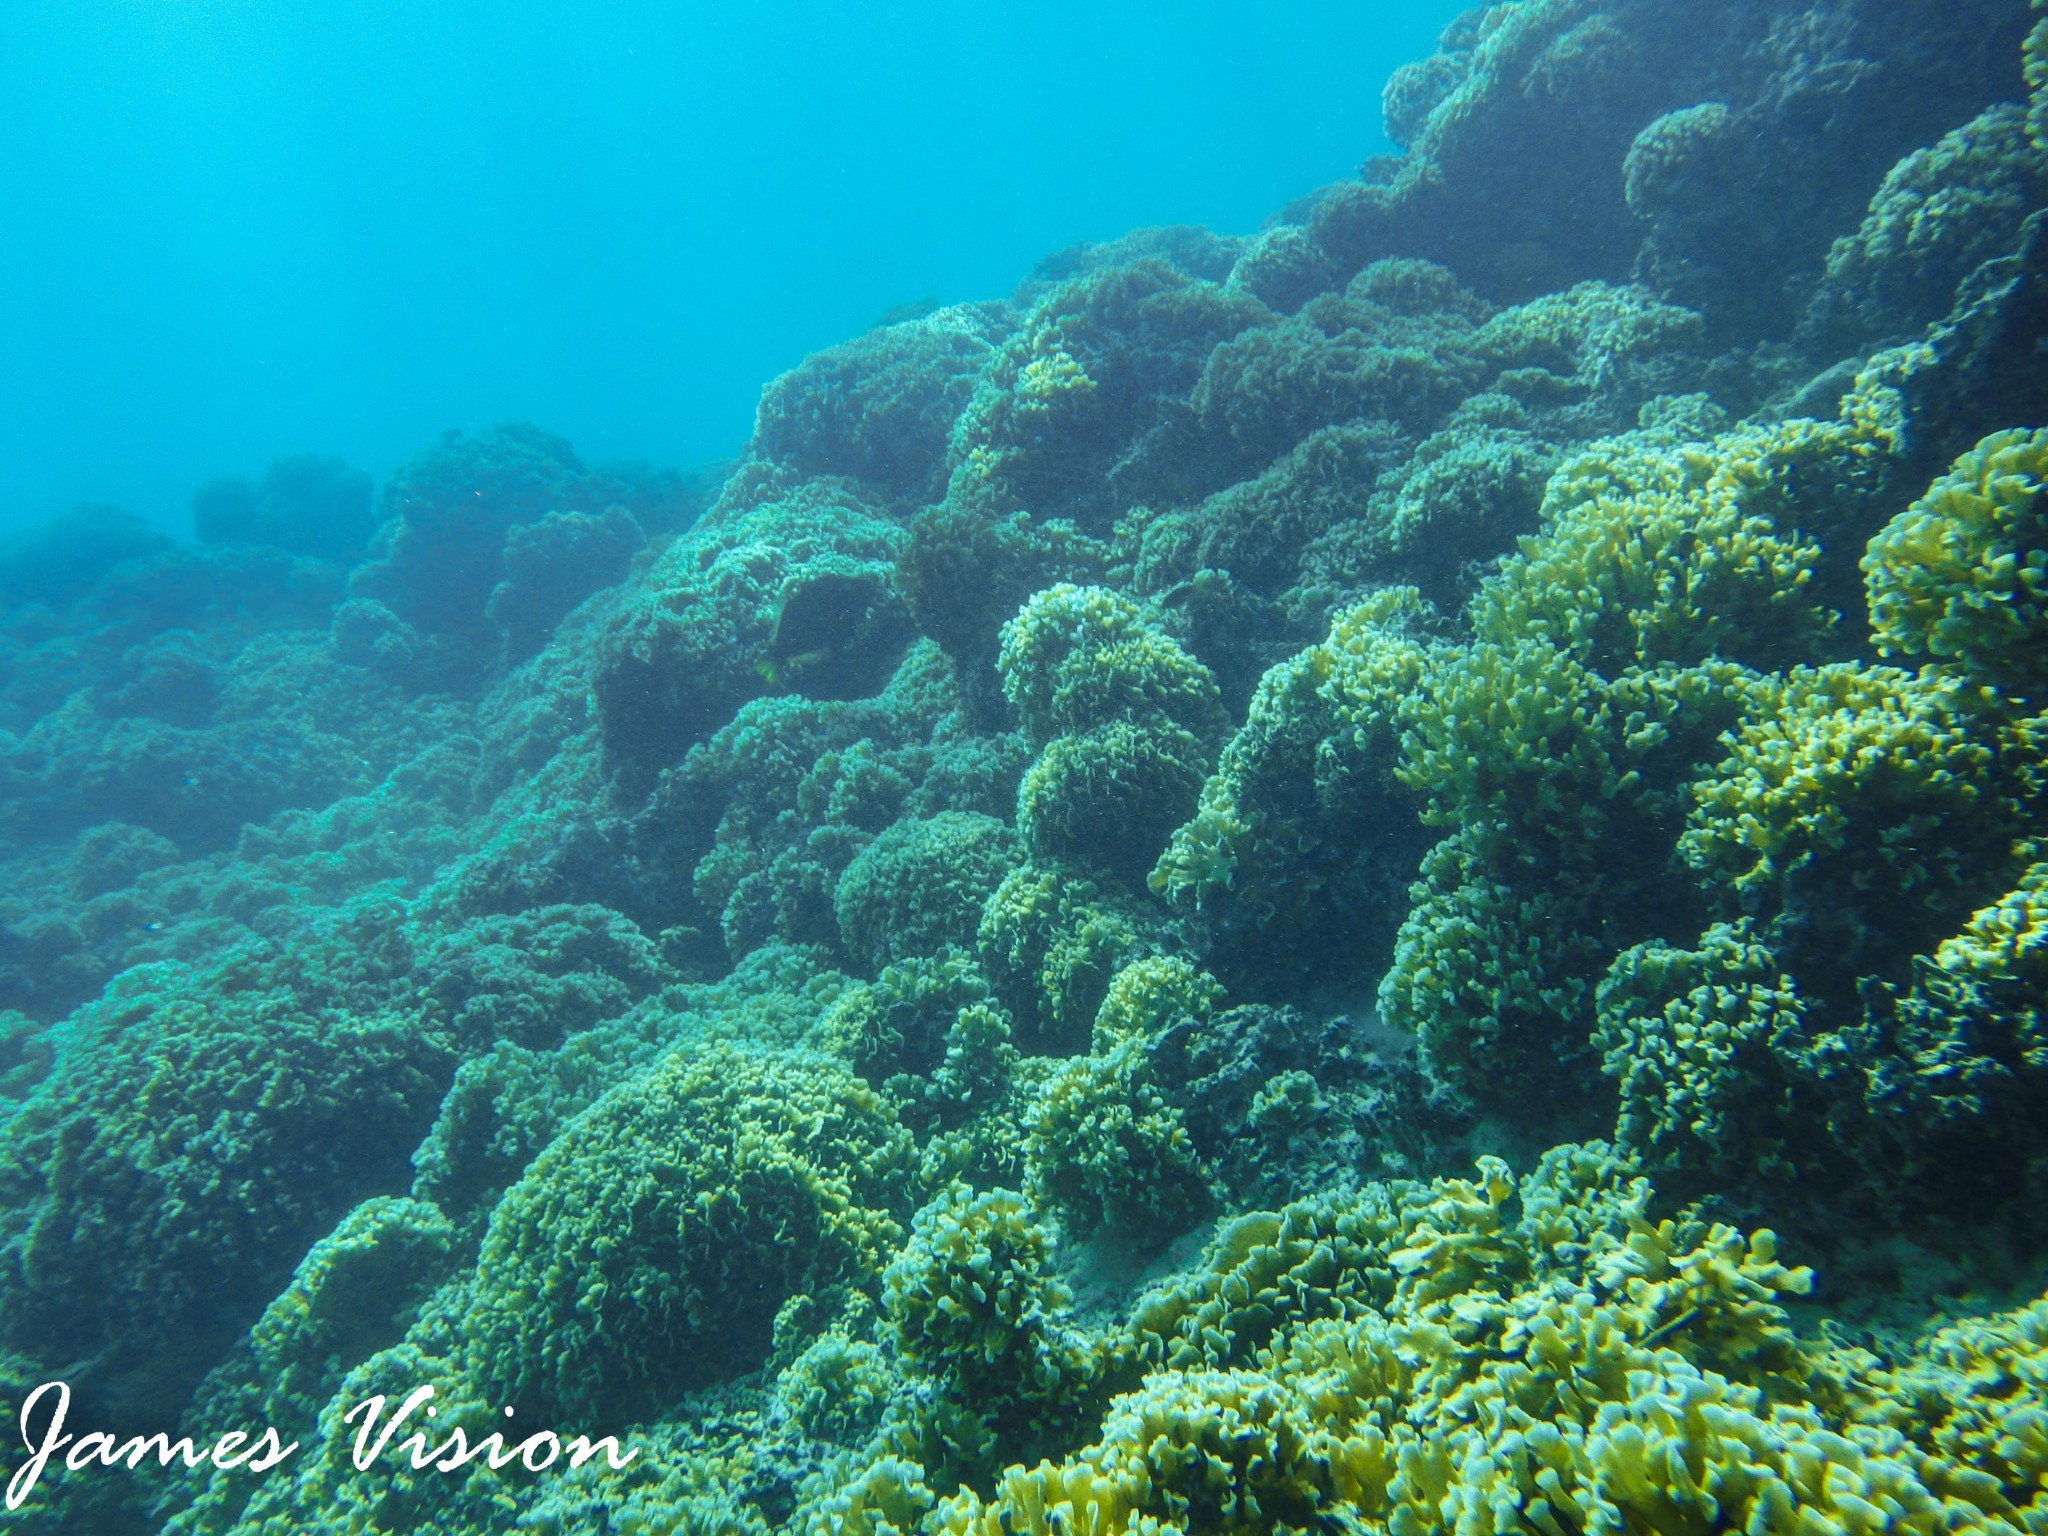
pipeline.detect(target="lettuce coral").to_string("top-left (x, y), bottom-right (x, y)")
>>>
top-left (820, 950), bottom-right (998, 1104)
top-left (996, 584), bottom-right (1226, 749)
top-left (1152, 587), bottom-right (1436, 992)
top-left (751, 305), bottom-right (1005, 508)
top-left (946, 259), bottom-right (1266, 530)
top-left (0, 503), bottom-right (172, 612)
top-left (1803, 106), bottom-right (2048, 357)
top-left (976, 860), bottom-right (1167, 1054)
top-left (1366, 405), bottom-right (1900, 1117)
top-left (0, 914), bottom-right (455, 1421)
top-left (1017, 720), bottom-right (1211, 882)
top-left (835, 812), bottom-right (1021, 974)
top-left (2032, 1), bottom-right (2048, 152)
top-left (930, 1147), bottom-right (1965, 1536)
top-left (1127, 418), bottom-right (1407, 616)
top-left (456, 1044), bottom-right (916, 1426)
top-left (595, 480), bottom-right (914, 781)
top-left (997, 584), bottom-right (1227, 888)
top-left (646, 644), bottom-right (960, 964)
top-left (1681, 662), bottom-right (2024, 981)
top-left (1025, 1036), bottom-right (1211, 1246)
top-left (1864, 426), bottom-right (2048, 697)
top-left (881, 1184), bottom-right (1113, 1479)
top-left (485, 504), bottom-right (645, 661)
top-left (1191, 258), bottom-right (1488, 470)
top-left (1593, 920), bottom-right (1808, 1183)
top-left (910, 512), bottom-right (1103, 677)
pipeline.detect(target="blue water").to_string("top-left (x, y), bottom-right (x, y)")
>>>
top-left (0, 0), bottom-right (1462, 536)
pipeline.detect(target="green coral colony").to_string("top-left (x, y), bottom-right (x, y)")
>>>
top-left (5, 1), bottom-right (2048, 1532)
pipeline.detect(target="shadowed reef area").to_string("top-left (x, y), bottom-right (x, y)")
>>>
top-left (4, 0), bottom-right (2048, 1530)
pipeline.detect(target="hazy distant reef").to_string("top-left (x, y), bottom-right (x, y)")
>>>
top-left (2, 0), bottom-right (2047, 1532)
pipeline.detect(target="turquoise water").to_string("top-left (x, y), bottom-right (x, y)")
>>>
top-left (2, 2), bottom-right (2046, 1533)
top-left (0, 0), bottom-right (1458, 533)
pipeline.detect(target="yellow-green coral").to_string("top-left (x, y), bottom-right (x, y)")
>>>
top-left (1148, 647), bottom-right (1322, 913)
top-left (1371, 416), bottom-right (1863, 1105)
top-left (1366, 393), bottom-right (2024, 1146)
top-left (834, 812), bottom-right (1022, 974)
top-left (1091, 955), bottom-right (1225, 1052)
top-left (1026, 1041), bottom-right (1211, 1244)
top-left (997, 583), bottom-right (1226, 748)
top-left (17, 19), bottom-right (2048, 1536)
top-left (1396, 635), bottom-right (1625, 837)
top-left (1018, 719), bottom-right (1211, 881)
top-left (1151, 588), bottom-right (1436, 981)
top-left (1680, 663), bottom-right (2010, 918)
top-left (884, 1185), bottom-right (1079, 1393)
top-left (1375, 419), bottom-right (1561, 594)
top-left (1015, 955), bottom-right (1225, 1243)
top-left (881, 1184), bottom-right (1119, 1484)
top-left (1469, 419), bottom-right (1836, 677)
top-left (928, 1147), bottom-right (2033, 1536)
top-left (0, 952), bottom-right (455, 1419)
top-left (820, 950), bottom-right (982, 1066)
top-left (1864, 427), bottom-right (2048, 698)
top-left (1391, 644), bottom-right (1753, 1094)
top-left (594, 483), bottom-right (912, 778)
top-left (1857, 856), bottom-right (2048, 1139)
top-left (456, 1044), bottom-right (917, 1426)
top-left (1472, 279), bottom-right (1705, 398)
top-left (977, 861), bottom-right (1165, 1052)
top-left (797, 1454), bottom-right (937, 1536)
top-left (1190, 258), bottom-right (1489, 464)
top-left (997, 585), bottom-right (1227, 886)
top-left (1015, 346), bottom-right (1098, 411)
top-left (1856, 1295), bottom-right (2048, 1527)
top-left (1378, 821), bottom-right (1615, 1102)
top-left (1920, 858), bottom-right (2048, 1011)
top-left (1805, 106), bottom-right (2048, 354)
top-left (943, 258), bottom-right (1265, 528)
top-left (1593, 845), bottom-right (2048, 1213)
top-left (779, 1332), bottom-right (901, 1450)
top-left (1366, 408), bottom-right (2046, 1189)
top-left (1593, 921), bottom-right (1806, 1181)
top-left (2029, 0), bottom-right (2048, 154)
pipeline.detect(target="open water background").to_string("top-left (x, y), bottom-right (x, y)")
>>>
top-left (0, 0), bottom-right (1463, 535)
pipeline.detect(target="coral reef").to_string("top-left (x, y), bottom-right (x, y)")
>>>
top-left (5, 3), bottom-right (2048, 1532)
top-left (454, 1044), bottom-right (916, 1426)
top-left (595, 479), bottom-right (915, 781)
top-left (751, 306), bottom-right (1007, 509)
top-left (352, 422), bottom-right (704, 689)
top-left (0, 906), bottom-right (457, 1423)
top-left (924, 1148), bottom-right (2048, 1536)
top-left (1864, 424), bottom-right (2048, 694)
top-left (1802, 106), bottom-right (2048, 360)
top-left (998, 584), bottom-right (1224, 885)
top-left (190, 454), bottom-right (378, 565)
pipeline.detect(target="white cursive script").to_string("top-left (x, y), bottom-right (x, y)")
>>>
top-left (7, 1381), bottom-right (297, 1510)
top-left (6, 1379), bottom-right (636, 1509)
top-left (341, 1385), bottom-right (636, 1473)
